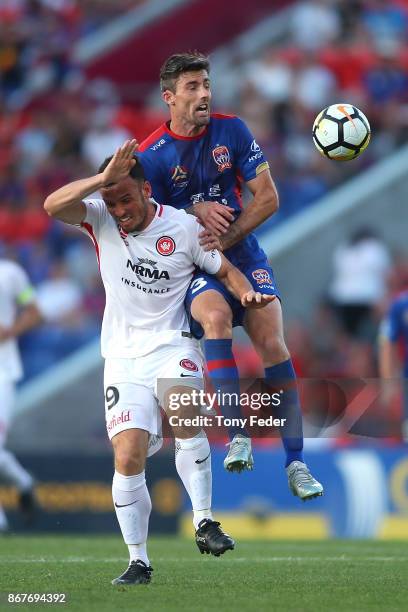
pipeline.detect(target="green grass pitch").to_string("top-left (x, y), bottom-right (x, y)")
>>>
top-left (1, 536), bottom-right (408, 611)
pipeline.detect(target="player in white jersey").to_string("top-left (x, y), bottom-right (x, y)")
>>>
top-left (0, 258), bottom-right (42, 532)
top-left (44, 139), bottom-right (274, 585)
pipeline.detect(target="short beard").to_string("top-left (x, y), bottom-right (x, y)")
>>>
top-left (124, 202), bottom-right (148, 233)
top-left (195, 115), bottom-right (210, 127)
top-left (128, 209), bottom-right (147, 233)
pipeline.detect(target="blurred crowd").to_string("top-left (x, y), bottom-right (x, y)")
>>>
top-left (0, 0), bottom-right (143, 109)
top-left (0, 0), bottom-right (407, 384)
top-left (232, 0), bottom-right (408, 229)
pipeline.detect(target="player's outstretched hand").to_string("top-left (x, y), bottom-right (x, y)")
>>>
top-left (101, 139), bottom-right (138, 186)
top-left (241, 291), bottom-right (276, 308)
top-left (194, 201), bottom-right (235, 236)
top-left (199, 228), bottom-right (223, 252)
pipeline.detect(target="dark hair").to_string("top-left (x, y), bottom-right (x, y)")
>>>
top-left (350, 227), bottom-right (379, 245)
top-left (160, 51), bottom-right (210, 93)
top-left (97, 155), bottom-right (145, 182)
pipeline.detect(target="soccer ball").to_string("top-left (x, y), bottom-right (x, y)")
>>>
top-left (312, 104), bottom-right (371, 161)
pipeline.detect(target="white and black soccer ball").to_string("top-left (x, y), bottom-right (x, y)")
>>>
top-left (312, 103), bottom-right (371, 161)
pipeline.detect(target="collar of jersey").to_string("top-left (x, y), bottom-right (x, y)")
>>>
top-left (164, 120), bottom-right (208, 141)
top-left (130, 200), bottom-right (163, 236)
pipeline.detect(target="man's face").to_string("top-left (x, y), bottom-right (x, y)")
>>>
top-left (101, 177), bottom-right (152, 233)
top-left (164, 69), bottom-right (211, 128)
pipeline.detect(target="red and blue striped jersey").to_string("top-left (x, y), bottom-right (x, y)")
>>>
top-left (138, 113), bottom-right (269, 263)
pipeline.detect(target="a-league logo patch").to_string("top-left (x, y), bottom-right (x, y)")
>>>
top-left (252, 268), bottom-right (272, 285)
top-left (171, 165), bottom-right (188, 184)
top-left (212, 145), bottom-right (232, 172)
top-left (156, 236), bottom-right (175, 256)
top-left (180, 359), bottom-right (199, 372)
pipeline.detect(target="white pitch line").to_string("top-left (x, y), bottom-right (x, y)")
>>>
top-left (1, 556), bottom-right (408, 563)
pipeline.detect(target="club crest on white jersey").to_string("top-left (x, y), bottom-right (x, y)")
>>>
top-left (79, 200), bottom-right (221, 359)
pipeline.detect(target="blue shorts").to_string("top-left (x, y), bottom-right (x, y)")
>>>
top-left (185, 256), bottom-right (280, 339)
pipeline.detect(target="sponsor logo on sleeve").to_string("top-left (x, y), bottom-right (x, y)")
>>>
top-left (212, 145), bottom-right (232, 172)
top-left (156, 236), bottom-right (176, 256)
top-left (248, 139), bottom-right (264, 162)
top-left (251, 139), bottom-right (261, 152)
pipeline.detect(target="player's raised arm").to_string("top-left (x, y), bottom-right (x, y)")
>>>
top-left (220, 169), bottom-right (279, 251)
top-left (187, 200), bottom-right (235, 236)
top-left (197, 169), bottom-right (279, 251)
top-left (216, 255), bottom-right (276, 308)
top-left (44, 139), bottom-right (138, 224)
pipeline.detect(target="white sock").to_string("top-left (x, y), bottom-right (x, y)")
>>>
top-left (175, 430), bottom-right (213, 530)
top-left (0, 449), bottom-right (33, 491)
top-left (128, 543), bottom-right (148, 566)
top-left (112, 470), bottom-right (151, 566)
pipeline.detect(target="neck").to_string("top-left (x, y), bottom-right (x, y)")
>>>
top-left (169, 116), bottom-right (206, 138)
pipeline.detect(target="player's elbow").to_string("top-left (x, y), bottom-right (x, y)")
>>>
top-left (43, 195), bottom-right (61, 218)
top-left (261, 188), bottom-right (279, 219)
top-left (268, 184), bottom-right (279, 214)
top-left (43, 195), bottom-right (55, 217)
top-left (269, 197), bottom-right (279, 216)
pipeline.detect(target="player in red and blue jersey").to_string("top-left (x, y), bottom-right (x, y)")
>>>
top-left (139, 52), bottom-right (323, 499)
top-left (379, 291), bottom-right (408, 441)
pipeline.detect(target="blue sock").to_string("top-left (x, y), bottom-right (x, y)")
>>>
top-left (265, 359), bottom-right (304, 467)
top-left (204, 339), bottom-right (248, 440)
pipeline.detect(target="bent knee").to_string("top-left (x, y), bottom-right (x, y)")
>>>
top-left (112, 439), bottom-right (146, 474)
top-left (257, 335), bottom-right (289, 363)
top-left (199, 308), bottom-right (232, 338)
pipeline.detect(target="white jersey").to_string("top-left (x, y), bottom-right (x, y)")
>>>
top-left (0, 259), bottom-right (36, 383)
top-left (79, 200), bottom-right (222, 358)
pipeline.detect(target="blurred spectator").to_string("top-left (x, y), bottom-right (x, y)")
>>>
top-left (328, 228), bottom-right (392, 338)
top-left (292, 51), bottom-right (337, 111)
top-left (81, 106), bottom-right (131, 171)
top-left (36, 259), bottom-right (84, 326)
top-left (289, 0), bottom-right (341, 50)
top-left (245, 48), bottom-right (293, 105)
top-left (21, 259), bottom-right (100, 377)
top-left (15, 110), bottom-right (55, 177)
top-left (0, 255), bottom-right (42, 532)
top-left (361, 0), bottom-right (408, 51)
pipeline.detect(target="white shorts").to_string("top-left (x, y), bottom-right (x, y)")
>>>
top-left (104, 338), bottom-right (204, 445)
top-left (0, 380), bottom-right (15, 447)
